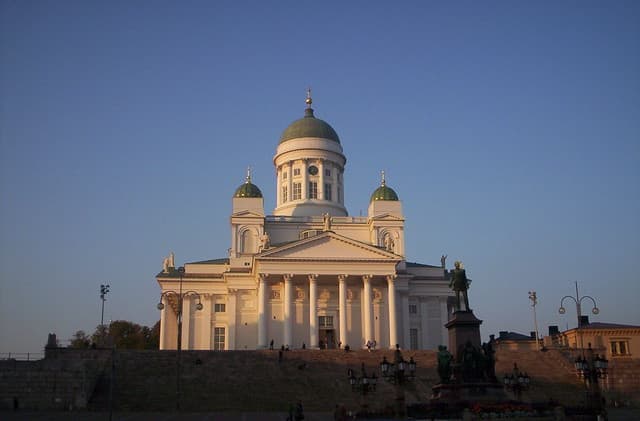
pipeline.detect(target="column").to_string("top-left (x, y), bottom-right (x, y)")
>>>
top-left (197, 294), bottom-right (212, 350)
top-left (283, 274), bottom-right (293, 347)
top-left (362, 275), bottom-right (373, 346)
top-left (257, 274), bottom-right (268, 348)
top-left (288, 162), bottom-right (293, 202)
top-left (301, 159), bottom-right (308, 199)
top-left (401, 293), bottom-right (410, 349)
top-left (387, 275), bottom-right (398, 348)
top-left (181, 297), bottom-right (192, 350)
top-left (276, 167), bottom-right (281, 206)
top-left (338, 274), bottom-right (348, 348)
top-left (318, 159), bottom-right (324, 200)
top-left (159, 295), bottom-right (169, 350)
top-left (227, 289), bottom-right (237, 350)
top-left (308, 274), bottom-right (318, 348)
top-left (440, 297), bottom-right (449, 346)
top-left (420, 299), bottom-right (429, 350)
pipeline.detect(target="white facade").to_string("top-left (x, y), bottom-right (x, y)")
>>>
top-left (156, 98), bottom-right (454, 351)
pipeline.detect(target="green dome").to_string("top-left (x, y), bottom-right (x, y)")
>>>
top-left (234, 180), bottom-right (263, 198)
top-left (370, 185), bottom-right (399, 202)
top-left (279, 108), bottom-right (340, 144)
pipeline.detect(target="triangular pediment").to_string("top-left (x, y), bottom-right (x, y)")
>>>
top-left (231, 210), bottom-right (265, 218)
top-left (259, 232), bottom-right (400, 261)
top-left (368, 213), bottom-right (404, 221)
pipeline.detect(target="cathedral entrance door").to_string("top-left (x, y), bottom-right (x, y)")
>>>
top-left (320, 329), bottom-right (335, 349)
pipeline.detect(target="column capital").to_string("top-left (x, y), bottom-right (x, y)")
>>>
top-left (338, 274), bottom-right (349, 282)
top-left (386, 274), bottom-right (397, 283)
top-left (283, 274), bottom-right (294, 282)
top-left (308, 274), bottom-right (318, 282)
top-left (362, 274), bottom-right (373, 282)
top-left (258, 273), bottom-right (269, 281)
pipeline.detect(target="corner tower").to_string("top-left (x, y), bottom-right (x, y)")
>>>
top-left (273, 90), bottom-right (348, 217)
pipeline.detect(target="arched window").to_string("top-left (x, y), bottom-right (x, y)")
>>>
top-left (241, 230), bottom-right (256, 254)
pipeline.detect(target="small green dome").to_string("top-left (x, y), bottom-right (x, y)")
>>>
top-left (370, 185), bottom-right (399, 202)
top-left (234, 170), bottom-right (263, 198)
top-left (279, 108), bottom-right (340, 144)
top-left (370, 171), bottom-right (399, 202)
top-left (234, 182), bottom-right (262, 198)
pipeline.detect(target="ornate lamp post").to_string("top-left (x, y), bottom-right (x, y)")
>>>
top-left (99, 284), bottom-right (110, 345)
top-left (528, 291), bottom-right (541, 350)
top-left (574, 343), bottom-right (608, 414)
top-left (348, 362), bottom-right (378, 396)
top-left (558, 281), bottom-right (599, 354)
top-left (156, 266), bottom-right (203, 410)
top-left (503, 363), bottom-right (530, 400)
top-left (379, 345), bottom-right (416, 417)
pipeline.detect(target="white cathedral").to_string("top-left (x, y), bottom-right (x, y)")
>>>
top-left (156, 93), bottom-right (454, 351)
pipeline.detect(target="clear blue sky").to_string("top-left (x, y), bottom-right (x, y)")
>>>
top-left (1, 1), bottom-right (639, 354)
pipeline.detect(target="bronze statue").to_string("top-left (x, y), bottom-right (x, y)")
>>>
top-left (437, 345), bottom-right (453, 383)
top-left (449, 260), bottom-right (471, 311)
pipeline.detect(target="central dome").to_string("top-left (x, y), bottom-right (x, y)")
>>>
top-left (279, 108), bottom-right (340, 144)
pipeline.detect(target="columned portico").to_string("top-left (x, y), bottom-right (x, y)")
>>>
top-left (362, 275), bottom-right (373, 346)
top-left (308, 274), bottom-right (318, 348)
top-left (387, 274), bottom-right (398, 348)
top-left (338, 274), bottom-right (348, 347)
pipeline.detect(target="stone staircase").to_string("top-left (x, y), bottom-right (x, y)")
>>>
top-left (4, 346), bottom-right (636, 412)
top-left (493, 348), bottom-right (586, 405)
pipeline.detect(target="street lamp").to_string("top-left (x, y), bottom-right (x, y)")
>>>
top-left (528, 291), bottom-right (541, 350)
top-left (558, 281), bottom-right (599, 353)
top-left (348, 362), bottom-right (378, 395)
top-left (503, 363), bottom-right (530, 400)
top-left (99, 284), bottom-right (110, 345)
top-left (574, 343), bottom-right (608, 415)
top-left (156, 266), bottom-right (203, 410)
top-left (379, 345), bottom-right (416, 418)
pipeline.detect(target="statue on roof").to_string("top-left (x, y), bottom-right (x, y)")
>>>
top-left (323, 213), bottom-right (332, 231)
top-left (162, 252), bottom-right (175, 273)
top-left (449, 260), bottom-right (471, 311)
top-left (441, 254), bottom-right (447, 269)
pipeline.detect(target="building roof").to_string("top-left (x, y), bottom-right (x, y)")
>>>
top-left (189, 258), bottom-right (230, 265)
top-left (279, 107), bottom-right (340, 144)
top-left (406, 261), bottom-right (441, 269)
top-left (577, 322), bottom-right (640, 330)
top-left (496, 331), bottom-right (534, 341)
top-left (234, 170), bottom-right (263, 198)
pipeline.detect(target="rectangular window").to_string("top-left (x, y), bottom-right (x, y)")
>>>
top-left (214, 303), bottom-right (226, 313)
top-left (319, 316), bottom-right (333, 328)
top-left (409, 304), bottom-right (418, 314)
top-left (214, 327), bottom-right (225, 350)
top-left (410, 328), bottom-right (418, 350)
top-left (308, 181), bottom-right (317, 199)
top-left (338, 186), bottom-right (342, 202)
top-left (325, 169), bottom-right (331, 177)
top-left (611, 340), bottom-right (630, 356)
top-left (283, 172), bottom-right (287, 180)
top-left (293, 168), bottom-right (301, 176)
top-left (282, 185), bottom-right (288, 202)
top-left (292, 183), bottom-right (302, 200)
top-left (324, 184), bottom-right (332, 200)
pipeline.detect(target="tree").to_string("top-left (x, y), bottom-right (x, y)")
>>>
top-left (143, 320), bottom-right (161, 349)
top-left (69, 330), bottom-right (91, 349)
top-left (106, 320), bottom-right (146, 349)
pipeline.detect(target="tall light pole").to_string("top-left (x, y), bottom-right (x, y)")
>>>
top-left (100, 284), bottom-right (110, 345)
top-left (528, 291), bottom-right (540, 350)
top-left (558, 281), bottom-right (600, 355)
top-left (156, 266), bottom-right (203, 410)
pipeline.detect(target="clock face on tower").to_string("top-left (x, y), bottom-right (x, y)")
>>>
top-left (308, 165), bottom-right (318, 175)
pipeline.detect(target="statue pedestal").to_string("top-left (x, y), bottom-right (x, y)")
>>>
top-left (445, 310), bottom-right (482, 359)
top-left (431, 382), bottom-right (508, 403)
